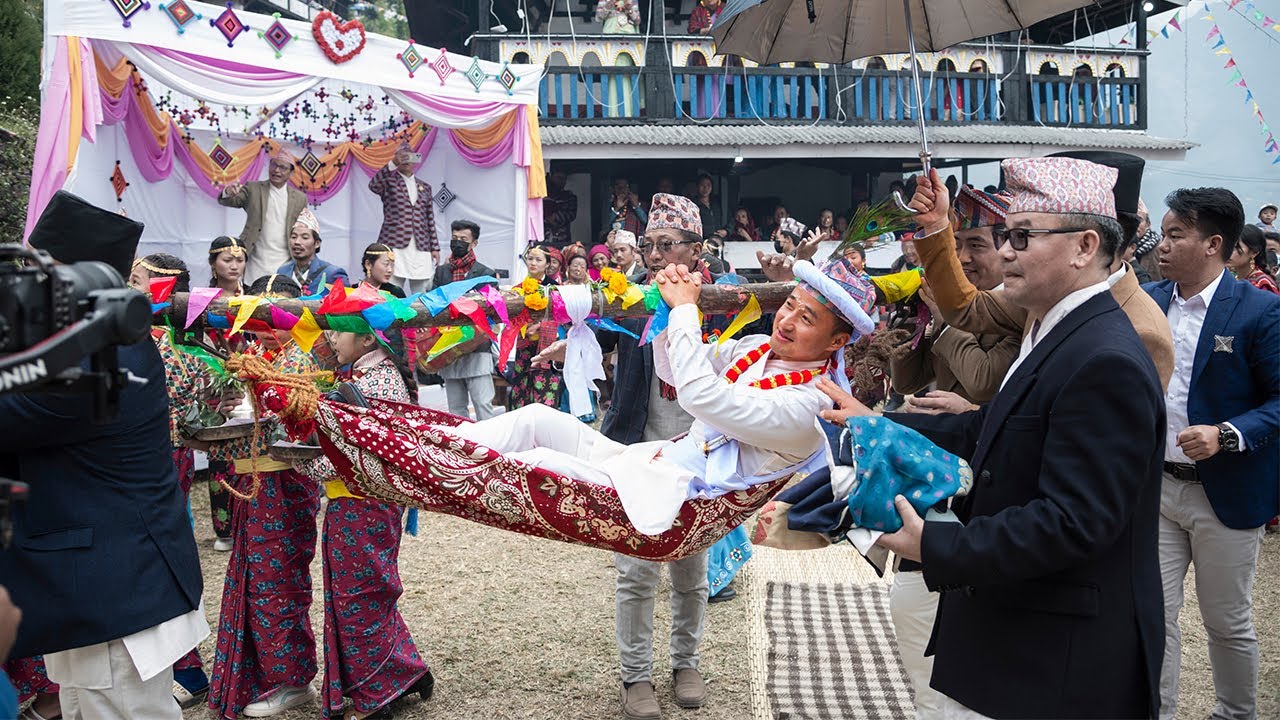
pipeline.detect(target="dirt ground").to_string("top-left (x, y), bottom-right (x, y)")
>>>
top-left (180, 477), bottom-right (1279, 720)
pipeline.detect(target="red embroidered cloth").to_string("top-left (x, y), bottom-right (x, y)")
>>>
top-left (310, 398), bottom-right (794, 561)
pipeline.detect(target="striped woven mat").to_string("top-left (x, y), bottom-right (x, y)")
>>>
top-left (763, 581), bottom-right (914, 720)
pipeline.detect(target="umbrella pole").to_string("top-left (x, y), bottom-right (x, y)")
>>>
top-left (893, 0), bottom-right (932, 214)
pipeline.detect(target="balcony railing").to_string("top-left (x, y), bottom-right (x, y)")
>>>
top-left (482, 35), bottom-right (1147, 130)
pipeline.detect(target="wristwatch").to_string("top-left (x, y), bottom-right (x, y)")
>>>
top-left (1215, 423), bottom-right (1241, 453)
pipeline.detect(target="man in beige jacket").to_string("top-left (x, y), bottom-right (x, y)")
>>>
top-left (218, 151), bottom-right (308, 285)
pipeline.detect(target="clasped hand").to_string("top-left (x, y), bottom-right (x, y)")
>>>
top-left (654, 264), bottom-right (703, 308)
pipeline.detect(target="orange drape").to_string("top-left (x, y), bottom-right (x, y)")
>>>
top-left (450, 110), bottom-right (518, 150)
top-left (90, 53), bottom-right (542, 199)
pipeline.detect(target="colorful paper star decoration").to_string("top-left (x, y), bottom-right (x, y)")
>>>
top-left (398, 39), bottom-right (425, 78)
top-left (105, 0), bottom-right (151, 28)
top-left (299, 150), bottom-right (324, 179)
top-left (495, 62), bottom-right (518, 96)
top-left (159, 0), bottom-right (200, 33)
top-left (434, 183), bottom-right (457, 210)
top-left (259, 13), bottom-right (293, 57)
top-left (110, 162), bottom-right (129, 202)
top-left (430, 51), bottom-right (455, 86)
top-left (210, 2), bottom-right (248, 47)
top-left (464, 57), bottom-right (486, 92)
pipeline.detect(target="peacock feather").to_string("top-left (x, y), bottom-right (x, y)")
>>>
top-left (830, 199), bottom-right (916, 260)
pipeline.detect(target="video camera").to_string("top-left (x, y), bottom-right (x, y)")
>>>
top-left (0, 243), bottom-right (152, 417)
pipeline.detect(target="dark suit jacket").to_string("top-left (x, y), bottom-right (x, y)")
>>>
top-left (1144, 271), bottom-right (1280, 529)
top-left (0, 340), bottom-right (203, 658)
top-left (892, 291), bottom-right (1165, 719)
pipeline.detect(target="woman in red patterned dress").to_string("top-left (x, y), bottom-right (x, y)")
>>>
top-left (204, 275), bottom-right (324, 719)
top-left (294, 330), bottom-right (433, 719)
top-left (1229, 225), bottom-right (1280, 295)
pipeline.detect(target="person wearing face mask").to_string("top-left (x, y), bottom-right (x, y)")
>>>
top-left (432, 220), bottom-right (499, 421)
top-left (218, 151), bottom-right (308, 285)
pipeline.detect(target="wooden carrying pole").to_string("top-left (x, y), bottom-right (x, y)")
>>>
top-left (158, 282), bottom-right (798, 330)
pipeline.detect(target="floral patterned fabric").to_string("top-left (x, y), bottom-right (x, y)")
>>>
top-left (151, 328), bottom-right (208, 447)
top-left (206, 461), bottom-right (234, 539)
top-left (507, 331), bottom-right (563, 410)
top-left (3, 656), bottom-right (56, 702)
top-left (298, 355), bottom-right (429, 717)
top-left (707, 525), bottom-right (751, 596)
top-left (207, 469), bottom-right (320, 719)
top-left (313, 400), bottom-right (798, 561)
top-left (208, 341), bottom-right (322, 719)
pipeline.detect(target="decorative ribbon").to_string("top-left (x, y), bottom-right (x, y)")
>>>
top-left (478, 284), bottom-right (511, 325)
top-left (559, 285), bottom-right (607, 419)
top-left (185, 287), bottom-right (222, 328)
top-left (497, 310), bottom-right (532, 371)
top-left (716, 294), bottom-right (761, 355)
top-left (290, 308), bottom-right (323, 351)
top-left (587, 317), bottom-right (640, 339)
top-left (270, 305), bottom-right (301, 331)
top-left (450, 297), bottom-right (497, 341)
top-left (148, 276), bottom-right (178, 303)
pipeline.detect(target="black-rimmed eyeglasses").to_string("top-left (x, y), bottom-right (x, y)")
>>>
top-left (992, 226), bottom-right (1090, 251)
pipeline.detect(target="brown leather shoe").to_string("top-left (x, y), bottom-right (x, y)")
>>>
top-left (672, 669), bottom-right (706, 709)
top-left (620, 681), bottom-right (662, 720)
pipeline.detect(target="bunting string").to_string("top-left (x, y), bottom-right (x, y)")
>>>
top-left (1202, 11), bottom-right (1279, 162)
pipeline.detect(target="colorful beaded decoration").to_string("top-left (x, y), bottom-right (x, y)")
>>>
top-left (721, 342), bottom-right (826, 389)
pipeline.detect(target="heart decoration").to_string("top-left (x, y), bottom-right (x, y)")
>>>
top-left (311, 10), bottom-right (366, 64)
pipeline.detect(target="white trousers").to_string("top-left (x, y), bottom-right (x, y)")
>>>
top-left (55, 640), bottom-right (180, 720)
top-left (442, 404), bottom-right (690, 534)
top-left (392, 275), bottom-right (434, 296)
top-left (889, 569), bottom-right (945, 720)
top-left (1158, 473), bottom-right (1262, 720)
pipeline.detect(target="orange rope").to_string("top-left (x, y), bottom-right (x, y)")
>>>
top-left (215, 353), bottom-right (333, 500)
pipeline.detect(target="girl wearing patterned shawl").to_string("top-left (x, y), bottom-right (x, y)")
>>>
top-left (206, 236), bottom-right (249, 546)
top-left (205, 275), bottom-right (325, 720)
top-left (507, 246), bottom-right (564, 410)
top-left (128, 253), bottom-right (216, 708)
top-left (294, 330), bottom-right (433, 720)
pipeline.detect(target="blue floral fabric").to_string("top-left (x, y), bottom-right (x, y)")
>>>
top-left (707, 525), bottom-right (752, 596)
top-left (841, 416), bottom-right (972, 532)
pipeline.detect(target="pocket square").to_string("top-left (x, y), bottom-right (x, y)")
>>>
top-left (1213, 335), bottom-right (1234, 353)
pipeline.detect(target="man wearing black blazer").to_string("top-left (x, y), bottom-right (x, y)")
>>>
top-left (827, 161), bottom-right (1166, 719)
top-left (0, 192), bottom-right (204, 718)
top-left (1142, 188), bottom-right (1279, 720)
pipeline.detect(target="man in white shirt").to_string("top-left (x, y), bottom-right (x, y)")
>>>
top-left (610, 230), bottom-right (643, 277)
top-left (1142, 187), bottom-right (1280, 720)
top-left (218, 151), bottom-right (308, 285)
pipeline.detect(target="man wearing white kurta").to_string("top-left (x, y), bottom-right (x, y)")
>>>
top-left (218, 151), bottom-right (308, 285)
top-left (445, 196), bottom-right (879, 720)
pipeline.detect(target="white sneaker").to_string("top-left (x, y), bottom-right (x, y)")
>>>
top-left (213, 537), bottom-right (233, 552)
top-left (243, 684), bottom-right (316, 717)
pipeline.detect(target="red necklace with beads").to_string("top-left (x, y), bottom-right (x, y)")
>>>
top-left (722, 342), bottom-right (826, 389)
